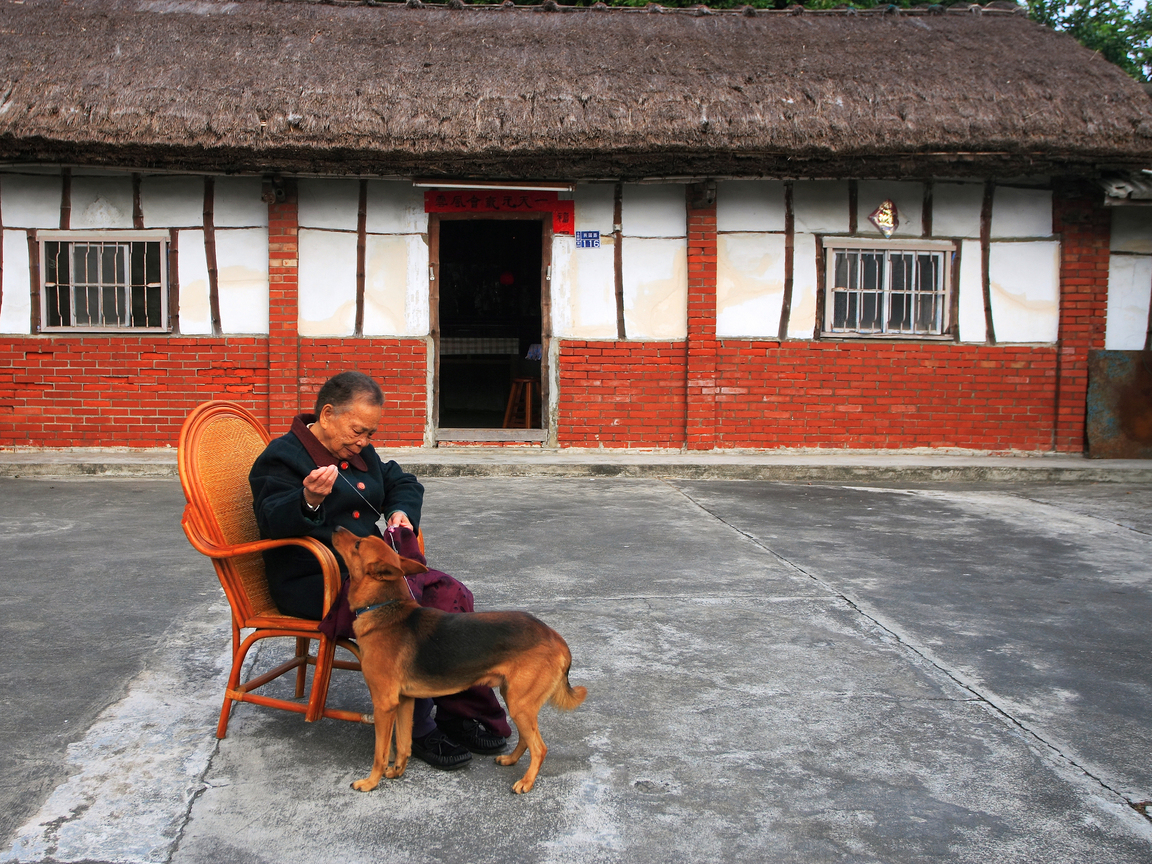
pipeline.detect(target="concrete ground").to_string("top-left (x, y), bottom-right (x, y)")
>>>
top-left (1, 473), bottom-right (1150, 863)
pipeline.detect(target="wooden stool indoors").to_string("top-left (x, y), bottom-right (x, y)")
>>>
top-left (503, 377), bottom-right (541, 428)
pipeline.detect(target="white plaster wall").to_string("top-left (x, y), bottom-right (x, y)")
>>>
top-left (621, 237), bottom-right (687, 339)
top-left (932, 183), bottom-right (984, 239)
top-left (176, 228), bottom-right (213, 335)
top-left (298, 179), bottom-right (360, 231)
top-left (216, 228), bottom-right (269, 334)
top-left (556, 236), bottom-right (616, 339)
top-left (70, 176), bottom-right (134, 229)
top-left (574, 184), bottom-right (615, 233)
top-left (716, 232), bottom-right (785, 338)
top-left (788, 233), bottom-right (819, 340)
top-left (716, 181), bottom-right (786, 233)
top-left (298, 229), bottom-right (357, 336)
top-left (988, 241), bottom-right (1060, 342)
top-left (1, 174), bottom-right (62, 229)
top-left (1111, 207), bottom-right (1152, 253)
top-left (857, 181), bottom-right (923, 238)
top-left (991, 187), bottom-right (1053, 239)
top-left (957, 238), bottom-right (986, 343)
top-left (214, 177), bottom-right (267, 228)
top-left (365, 181), bottom-right (426, 234)
top-left (363, 233), bottom-right (430, 337)
top-left (793, 181), bottom-right (850, 234)
top-left (622, 185), bottom-right (685, 238)
top-left (1106, 255), bottom-right (1152, 349)
top-left (141, 176), bottom-right (202, 228)
top-left (0, 229), bottom-right (31, 334)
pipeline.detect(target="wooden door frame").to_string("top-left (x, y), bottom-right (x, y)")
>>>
top-left (428, 211), bottom-right (553, 442)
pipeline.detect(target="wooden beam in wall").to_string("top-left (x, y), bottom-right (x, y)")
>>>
top-left (203, 176), bottom-right (222, 337)
top-left (132, 173), bottom-right (144, 229)
top-left (59, 168), bottom-right (70, 230)
top-left (778, 180), bottom-right (795, 341)
top-left (980, 180), bottom-right (997, 345)
top-left (613, 182), bottom-right (626, 340)
top-left (168, 228), bottom-right (180, 335)
top-left (355, 179), bottom-right (367, 337)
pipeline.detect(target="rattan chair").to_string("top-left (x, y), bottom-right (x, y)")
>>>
top-left (178, 400), bottom-right (368, 738)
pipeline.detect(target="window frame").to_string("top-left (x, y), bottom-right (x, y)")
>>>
top-left (38, 229), bottom-right (172, 334)
top-left (820, 237), bottom-right (956, 340)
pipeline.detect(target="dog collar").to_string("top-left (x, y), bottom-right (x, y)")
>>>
top-left (352, 599), bottom-right (400, 618)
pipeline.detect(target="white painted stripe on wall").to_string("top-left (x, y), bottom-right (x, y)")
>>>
top-left (141, 176), bottom-right (203, 228)
top-left (298, 229), bottom-right (357, 336)
top-left (622, 185), bottom-right (685, 238)
top-left (932, 183), bottom-right (984, 240)
top-left (215, 227), bottom-right (270, 335)
top-left (991, 188), bottom-right (1053, 239)
top-left (793, 180), bottom-right (849, 235)
top-left (716, 232), bottom-right (785, 338)
top-left (988, 240), bottom-right (1060, 343)
top-left (365, 181), bottom-right (426, 235)
top-left (789, 233), bottom-right (820, 340)
top-left (0, 174), bottom-right (62, 229)
top-left (213, 177), bottom-right (268, 228)
top-left (716, 180), bottom-right (786, 233)
top-left (574, 184), bottom-right (615, 235)
top-left (557, 233), bottom-right (616, 339)
top-left (957, 238), bottom-right (986, 343)
top-left (298, 178), bottom-right (359, 231)
top-left (621, 236), bottom-right (687, 339)
top-left (1110, 207), bottom-right (1152, 254)
top-left (176, 228), bottom-right (213, 335)
top-left (1106, 254), bottom-right (1152, 350)
top-left (69, 176), bottom-right (134, 229)
top-left (0, 229), bottom-right (31, 334)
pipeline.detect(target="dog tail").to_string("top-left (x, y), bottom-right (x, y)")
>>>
top-left (548, 662), bottom-right (588, 712)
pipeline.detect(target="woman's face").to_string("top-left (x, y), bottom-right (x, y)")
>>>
top-left (313, 397), bottom-right (382, 460)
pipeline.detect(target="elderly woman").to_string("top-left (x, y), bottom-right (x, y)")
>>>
top-left (248, 370), bottom-right (510, 770)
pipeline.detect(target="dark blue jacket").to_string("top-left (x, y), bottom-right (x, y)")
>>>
top-left (248, 413), bottom-right (424, 618)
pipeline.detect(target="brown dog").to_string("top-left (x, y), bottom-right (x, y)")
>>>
top-left (332, 526), bottom-right (587, 794)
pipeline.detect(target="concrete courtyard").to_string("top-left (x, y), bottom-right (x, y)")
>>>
top-left (1, 473), bottom-right (1150, 863)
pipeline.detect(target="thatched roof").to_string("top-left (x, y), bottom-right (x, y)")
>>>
top-left (0, 0), bottom-right (1150, 179)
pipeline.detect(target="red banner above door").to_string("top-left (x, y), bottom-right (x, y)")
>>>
top-left (424, 189), bottom-right (574, 236)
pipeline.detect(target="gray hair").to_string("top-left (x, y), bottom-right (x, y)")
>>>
top-left (313, 371), bottom-right (383, 417)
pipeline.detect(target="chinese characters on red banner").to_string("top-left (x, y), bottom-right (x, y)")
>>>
top-left (424, 190), bottom-right (575, 236)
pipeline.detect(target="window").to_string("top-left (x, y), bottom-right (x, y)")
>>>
top-left (822, 239), bottom-right (954, 337)
top-left (40, 231), bottom-right (169, 331)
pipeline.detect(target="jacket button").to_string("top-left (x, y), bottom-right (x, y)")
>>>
top-left (357, 482), bottom-right (366, 490)
top-left (353, 510), bottom-right (360, 519)
top-left (340, 462), bottom-right (349, 470)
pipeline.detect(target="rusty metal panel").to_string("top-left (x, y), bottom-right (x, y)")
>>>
top-left (1087, 350), bottom-right (1152, 459)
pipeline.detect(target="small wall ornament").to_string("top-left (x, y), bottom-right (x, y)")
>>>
top-left (868, 199), bottom-right (899, 238)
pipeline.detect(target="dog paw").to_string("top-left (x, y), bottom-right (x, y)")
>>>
top-left (384, 766), bottom-right (406, 779)
top-left (351, 778), bottom-right (379, 792)
top-left (494, 754), bottom-right (518, 766)
top-left (511, 779), bottom-right (534, 794)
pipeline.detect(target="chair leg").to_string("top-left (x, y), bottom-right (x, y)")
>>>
top-left (294, 637), bottom-right (310, 698)
top-left (305, 634), bottom-right (338, 723)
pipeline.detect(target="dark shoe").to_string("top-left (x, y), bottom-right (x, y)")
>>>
top-left (437, 717), bottom-right (507, 755)
top-left (410, 729), bottom-right (472, 770)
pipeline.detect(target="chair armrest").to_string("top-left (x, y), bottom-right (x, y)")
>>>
top-left (182, 505), bottom-right (343, 616)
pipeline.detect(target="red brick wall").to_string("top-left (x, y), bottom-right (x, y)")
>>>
top-left (0, 337), bottom-right (268, 448)
top-left (267, 181), bottom-right (300, 436)
top-left (709, 341), bottom-right (1057, 450)
top-left (686, 201), bottom-right (719, 451)
top-left (557, 341), bottom-right (687, 447)
top-left (299, 339), bottom-right (427, 446)
top-left (1053, 185), bottom-right (1110, 453)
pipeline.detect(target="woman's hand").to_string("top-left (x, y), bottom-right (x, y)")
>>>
top-left (302, 465), bottom-right (338, 508)
top-left (387, 511), bottom-right (413, 530)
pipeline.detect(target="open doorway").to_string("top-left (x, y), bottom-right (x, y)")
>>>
top-left (435, 218), bottom-right (544, 431)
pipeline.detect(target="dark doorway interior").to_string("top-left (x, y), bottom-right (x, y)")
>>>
top-left (438, 219), bottom-right (543, 428)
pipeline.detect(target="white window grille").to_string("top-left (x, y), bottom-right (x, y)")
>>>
top-left (39, 231), bottom-right (169, 332)
top-left (823, 239), bottom-right (954, 337)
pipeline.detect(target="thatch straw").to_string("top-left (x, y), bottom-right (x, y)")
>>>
top-left (0, 0), bottom-right (1149, 178)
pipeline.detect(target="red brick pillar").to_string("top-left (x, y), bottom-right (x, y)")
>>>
top-left (686, 185), bottom-right (718, 450)
top-left (1053, 183), bottom-right (1110, 453)
top-left (267, 181), bottom-right (300, 434)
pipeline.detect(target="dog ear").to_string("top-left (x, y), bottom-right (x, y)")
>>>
top-left (398, 556), bottom-right (429, 576)
top-left (362, 536), bottom-right (407, 580)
